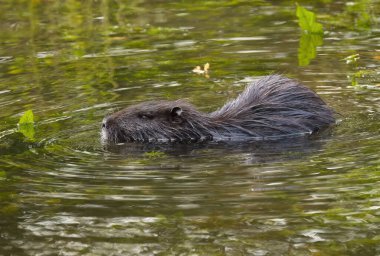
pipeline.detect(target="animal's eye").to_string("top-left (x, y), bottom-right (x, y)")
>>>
top-left (138, 113), bottom-right (154, 120)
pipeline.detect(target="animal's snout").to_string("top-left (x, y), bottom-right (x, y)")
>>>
top-left (102, 116), bottom-right (117, 129)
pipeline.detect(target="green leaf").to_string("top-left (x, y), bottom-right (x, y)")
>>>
top-left (18, 110), bottom-right (35, 140)
top-left (296, 4), bottom-right (323, 34)
top-left (298, 33), bottom-right (323, 66)
top-left (18, 110), bottom-right (34, 125)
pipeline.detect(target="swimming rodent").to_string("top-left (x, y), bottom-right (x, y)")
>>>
top-left (101, 75), bottom-right (335, 144)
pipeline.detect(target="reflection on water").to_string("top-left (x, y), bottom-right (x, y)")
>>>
top-left (1, 0), bottom-right (379, 255)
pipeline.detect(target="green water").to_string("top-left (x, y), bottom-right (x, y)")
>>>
top-left (1, 0), bottom-right (379, 255)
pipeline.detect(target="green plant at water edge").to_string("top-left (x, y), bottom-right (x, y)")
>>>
top-left (18, 110), bottom-right (35, 141)
top-left (296, 4), bottom-right (323, 34)
top-left (298, 34), bottom-right (323, 66)
top-left (296, 4), bottom-right (324, 66)
top-left (343, 53), bottom-right (379, 87)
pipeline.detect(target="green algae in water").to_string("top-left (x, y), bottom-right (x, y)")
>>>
top-left (144, 151), bottom-right (167, 159)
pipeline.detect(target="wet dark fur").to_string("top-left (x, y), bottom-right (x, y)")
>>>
top-left (101, 75), bottom-right (335, 144)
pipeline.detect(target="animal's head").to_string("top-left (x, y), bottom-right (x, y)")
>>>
top-left (101, 100), bottom-right (207, 144)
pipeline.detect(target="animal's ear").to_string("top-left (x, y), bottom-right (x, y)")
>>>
top-left (170, 107), bottom-right (183, 123)
top-left (171, 107), bottom-right (182, 117)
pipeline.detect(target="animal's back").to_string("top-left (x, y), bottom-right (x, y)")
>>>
top-left (209, 75), bottom-right (335, 137)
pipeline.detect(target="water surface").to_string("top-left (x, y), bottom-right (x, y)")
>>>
top-left (1, 0), bottom-right (379, 255)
